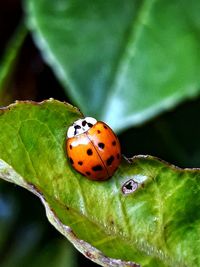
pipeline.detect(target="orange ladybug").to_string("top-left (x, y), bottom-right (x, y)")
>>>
top-left (66, 117), bottom-right (121, 181)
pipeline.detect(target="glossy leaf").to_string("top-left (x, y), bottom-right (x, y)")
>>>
top-left (0, 100), bottom-right (200, 266)
top-left (25, 0), bottom-right (200, 131)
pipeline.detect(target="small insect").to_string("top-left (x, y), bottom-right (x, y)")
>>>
top-left (66, 117), bottom-right (121, 181)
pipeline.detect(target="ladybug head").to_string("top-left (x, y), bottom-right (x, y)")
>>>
top-left (67, 117), bottom-right (97, 138)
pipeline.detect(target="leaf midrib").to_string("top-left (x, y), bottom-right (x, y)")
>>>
top-left (101, 0), bottom-right (155, 120)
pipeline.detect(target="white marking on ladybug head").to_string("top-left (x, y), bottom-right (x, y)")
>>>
top-left (67, 126), bottom-right (75, 138)
top-left (67, 117), bottom-right (97, 138)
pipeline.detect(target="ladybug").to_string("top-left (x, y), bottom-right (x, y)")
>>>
top-left (66, 117), bottom-right (121, 181)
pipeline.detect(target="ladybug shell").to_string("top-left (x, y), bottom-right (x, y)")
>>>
top-left (66, 121), bottom-right (121, 181)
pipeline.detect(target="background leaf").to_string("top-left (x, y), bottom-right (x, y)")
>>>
top-left (25, 0), bottom-right (200, 131)
top-left (0, 100), bottom-right (200, 267)
top-left (0, 23), bottom-right (27, 106)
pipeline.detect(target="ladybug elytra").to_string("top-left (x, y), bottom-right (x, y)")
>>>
top-left (66, 117), bottom-right (121, 181)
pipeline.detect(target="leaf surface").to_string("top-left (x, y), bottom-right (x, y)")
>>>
top-left (0, 100), bottom-right (200, 267)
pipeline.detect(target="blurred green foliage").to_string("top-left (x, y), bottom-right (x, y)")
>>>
top-left (0, 0), bottom-right (200, 266)
top-left (26, 0), bottom-right (200, 131)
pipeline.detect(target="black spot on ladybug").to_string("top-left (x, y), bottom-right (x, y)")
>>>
top-left (86, 171), bottom-right (91, 176)
top-left (97, 130), bottom-right (101, 134)
top-left (92, 165), bottom-right (103, 171)
top-left (75, 125), bottom-right (81, 129)
top-left (98, 142), bottom-right (105, 149)
top-left (74, 124), bottom-right (81, 135)
top-left (82, 120), bottom-right (87, 126)
top-left (78, 161), bottom-right (83, 165)
top-left (106, 155), bottom-right (114, 166)
top-left (112, 140), bottom-right (116, 146)
top-left (103, 125), bottom-right (108, 129)
top-left (70, 144), bottom-right (72, 149)
top-left (87, 122), bottom-right (93, 128)
top-left (69, 157), bottom-right (74, 164)
top-left (117, 153), bottom-right (120, 159)
top-left (87, 149), bottom-right (93, 155)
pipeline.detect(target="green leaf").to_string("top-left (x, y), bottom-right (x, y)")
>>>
top-left (0, 22), bottom-right (27, 105)
top-left (25, 0), bottom-right (200, 131)
top-left (0, 99), bottom-right (200, 267)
